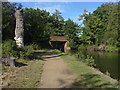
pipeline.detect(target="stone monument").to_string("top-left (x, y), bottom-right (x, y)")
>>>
top-left (14, 9), bottom-right (24, 48)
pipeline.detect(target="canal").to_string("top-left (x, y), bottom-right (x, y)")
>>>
top-left (79, 51), bottom-right (120, 80)
top-left (77, 50), bottom-right (120, 80)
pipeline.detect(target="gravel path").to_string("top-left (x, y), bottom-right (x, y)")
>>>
top-left (39, 52), bottom-right (76, 88)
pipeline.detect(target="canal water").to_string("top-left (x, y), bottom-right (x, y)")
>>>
top-left (83, 51), bottom-right (120, 80)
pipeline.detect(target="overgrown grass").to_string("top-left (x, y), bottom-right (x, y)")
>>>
top-left (61, 55), bottom-right (118, 88)
top-left (2, 50), bottom-right (48, 88)
top-left (51, 49), bottom-right (61, 54)
top-left (3, 60), bottom-right (44, 88)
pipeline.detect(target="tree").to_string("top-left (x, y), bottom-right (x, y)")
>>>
top-left (103, 3), bottom-right (119, 46)
top-left (2, 2), bottom-right (22, 41)
top-left (64, 19), bottom-right (80, 50)
top-left (78, 10), bottom-right (96, 45)
top-left (23, 8), bottom-right (51, 47)
top-left (50, 10), bottom-right (65, 36)
top-left (78, 3), bottom-right (119, 47)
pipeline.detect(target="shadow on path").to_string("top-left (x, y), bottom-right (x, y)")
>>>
top-left (65, 73), bottom-right (117, 88)
top-left (41, 52), bottom-right (66, 60)
top-left (15, 62), bottom-right (27, 67)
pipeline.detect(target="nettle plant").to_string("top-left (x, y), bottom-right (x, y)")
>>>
top-left (82, 55), bottom-right (96, 67)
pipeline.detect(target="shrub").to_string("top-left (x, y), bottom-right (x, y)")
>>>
top-left (75, 51), bottom-right (86, 60)
top-left (78, 45), bottom-right (87, 51)
top-left (74, 50), bottom-right (96, 67)
top-left (2, 40), bottom-right (34, 60)
top-left (105, 45), bottom-right (119, 52)
top-left (105, 71), bottom-right (110, 77)
top-left (52, 49), bottom-right (61, 54)
top-left (68, 50), bottom-right (76, 55)
top-left (2, 40), bottom-right (19, 58)
top-left (19, 46), bottom-right (34, 59)
top-left (28, 44), bottom-right (41, 50)
top-left (83, 55), bottom-right (96, 67)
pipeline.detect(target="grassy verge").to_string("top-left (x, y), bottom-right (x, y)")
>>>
top-left (2, 50), bottom-right (47, 88)
top-left (3, 60), bottom-right (44, 88)
top-left (61, 55), bottom-right (118, 88)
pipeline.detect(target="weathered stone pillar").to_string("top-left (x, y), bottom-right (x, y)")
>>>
top-left (14, 9), bottom-right (24, 48)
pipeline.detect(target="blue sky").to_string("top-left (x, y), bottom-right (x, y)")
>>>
top-left (18, 2), bottom-right (107, 25)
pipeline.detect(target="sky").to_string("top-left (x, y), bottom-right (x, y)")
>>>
top-left (16, 2), bottom-right (107, 25)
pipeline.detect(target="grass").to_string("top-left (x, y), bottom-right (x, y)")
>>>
top-left (3, 60), bottom-right (44, 88)
top-left (2, 50), bottom-right (47, 88)
top-left (61, 55), bottom-right (118, 88)
top-left (51, 49), bottom-right (61, 54)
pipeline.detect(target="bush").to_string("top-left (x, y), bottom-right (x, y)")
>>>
top-left (105, 71), bottom-right (110, 77)
top-left (52, 49), bottom-right (61, 54)
top-left (78, 45), bottom-right (87, 51)
top-left (75, 51), bottom-right (86, 60)
top-left (73, 49), bottom-right (96, 67)
top-left (28, 44), bottom-right (41, 50)
top-left (82, 55), bottom-right (96, 67)
top-left (105, 45), bottom-right (119, 52)
top-left (18, 46), bottom-right (34, 59)
top-left (2, 40), bottom-right (34, 60)
top-left (2, 40), bottom-right (19, 58)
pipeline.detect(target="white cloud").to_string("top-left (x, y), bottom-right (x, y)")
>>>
top-left (34, 5), bottom-right (64, 13)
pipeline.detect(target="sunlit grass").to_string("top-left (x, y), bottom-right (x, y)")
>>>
top-left (61, 55), bottom-right (118, 88)
top-left (2, 50), bottom-right (47, 88)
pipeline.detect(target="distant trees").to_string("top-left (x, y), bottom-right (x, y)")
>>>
top-left (2, 2), bottom-right (81, 49)
top-left (64, 19), bottom-right (80, 50)
top-left (2, 2), bottom-right (119, 51)
top-left (23, 8), bottom-right (51, 46)
top-left (2, 2), bottom-right (65, 48)
top-left (2, 2), bottom-right (22, 40)
top-left (50, 10), bottom-right (65, 36)
top-left (78, 2), bottom-right (120, 49)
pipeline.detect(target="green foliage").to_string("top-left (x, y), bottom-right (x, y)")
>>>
top-left (78, 45), bottom-right (87, 51)
top-left (75, 51), bottom-right (86, 60)
top-left (75, 45), bottom-right (87, 59)
top-left (2, 3), bottom-right (66, 48)
top-left (2, 2), bottom-right (22, 40)
top-left (18, 46), bottom-right (34, 59)
top-left (2, 39), bottom-right (34, 60)
top-left (3, 2), bottom-right (119, 53)
top-left (50, 10), bottom-right (65, 36)
top-left (2, 39), bottom-right (18, 58)
top-left (74, 45), bottom-right (96, 67)
top-left (28, 44), bottom-right (41, 50)
top-left (75, 51), bottom-right (96, 67)
top-left (52, 49), bottom-right (61, 54)
top-left (23, 8), bottom-right (50, 46)
top-left (105, 46), bottom-right (119, 52)
top-left (78, 3), bottom-right (120, 52)
top-left (2, 2), bottom-right (81, 50)
top-left (62, 55), bottom-right (117, 88)
top-left (64, 19), bottom-right (80, 50)
top-left (83, 55), bottom-right (96, 67)
top-left (105, 71), bottom-right (111, 77)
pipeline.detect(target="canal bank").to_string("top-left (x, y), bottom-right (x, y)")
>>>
top-left (61, 54), bottom-right (118, 88)
top-left (74, 45), bottom-right (120, 81)
top-left (86, 51), bottom-right (120, 80)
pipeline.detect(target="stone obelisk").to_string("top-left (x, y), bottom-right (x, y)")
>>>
top-left (14, 9), bottom-right (24, 48)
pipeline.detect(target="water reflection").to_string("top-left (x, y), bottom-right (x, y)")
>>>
top-left (85, 51), bottom-right (119, 80)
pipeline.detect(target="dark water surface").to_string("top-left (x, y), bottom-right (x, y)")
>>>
top-left (85, 51), bottom-right (120, 80)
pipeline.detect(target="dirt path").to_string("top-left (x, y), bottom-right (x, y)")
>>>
top-left (39, 52), bottom-right (76, 88)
